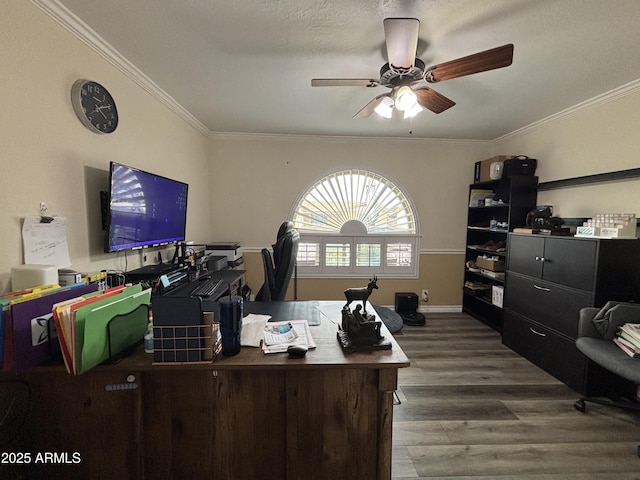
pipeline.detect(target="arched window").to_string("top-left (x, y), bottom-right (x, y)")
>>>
top-left (290, 169), bottom-right (420, 277)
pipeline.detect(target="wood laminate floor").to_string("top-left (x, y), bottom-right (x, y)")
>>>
top-left (391, 313), bottom-right (640, 479)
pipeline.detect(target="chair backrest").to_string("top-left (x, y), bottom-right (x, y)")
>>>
top-left (256, 223), bottom-right (299, 301)
top-left (270, 227), bottom-right (299, 301)
top-left (273, 221), bottom-right (294, 267)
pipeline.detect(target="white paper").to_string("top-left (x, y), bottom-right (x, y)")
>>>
top-left (22, 216), bottom-right (71, 267)
top-left (263, 322), bottom-right (299, 345)
top-left (261, 320), bottom-right (316, 354)
top-left (241, 314), bottom-right (271, 347)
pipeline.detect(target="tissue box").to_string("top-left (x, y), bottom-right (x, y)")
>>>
top-left (11, 264), bottom-right (58, 290)
top-left (475, 257), bottom-right (505, 272)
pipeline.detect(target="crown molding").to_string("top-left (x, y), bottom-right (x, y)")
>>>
top-left (494, 78), bottom-right (640, 143)
top-left (209, 130), bottom-right (489, 146)
top-left (32, 0), bottom-right (210, 136)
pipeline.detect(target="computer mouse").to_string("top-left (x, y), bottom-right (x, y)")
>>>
top-left (287, 345), bottom-right (308, 358)
top-left (199, 275), bottom-right (212, 281)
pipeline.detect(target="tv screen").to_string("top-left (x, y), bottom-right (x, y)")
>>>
top-left (104, 161), bottom-right (188, 253)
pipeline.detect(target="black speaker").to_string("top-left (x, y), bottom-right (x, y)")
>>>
top-left (395, 292), bottom-right (425, 326)
top-left (395, 292), bottom-right (418, 313)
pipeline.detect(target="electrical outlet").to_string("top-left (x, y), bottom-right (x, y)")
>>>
top-left (421, 289), bottom-right (429, 302)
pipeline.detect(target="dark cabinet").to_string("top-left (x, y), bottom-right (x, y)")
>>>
top-left (503, 233), bottom-right (640, 393)
top-left (506, 233), bottom-right (597, 290)
top-left (462, 176), bottom-right (538, 331)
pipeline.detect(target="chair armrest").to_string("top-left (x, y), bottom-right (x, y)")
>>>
top-left (577, 307), bottom-right (601, 338)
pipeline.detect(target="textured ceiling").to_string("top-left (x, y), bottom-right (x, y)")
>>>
top-left (54, 0), bottom-right (640, 139)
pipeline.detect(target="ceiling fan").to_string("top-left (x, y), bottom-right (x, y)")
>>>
top-left (311, 18), bottom-right (514, 119)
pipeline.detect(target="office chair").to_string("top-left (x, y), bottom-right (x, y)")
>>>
top-left (255, 222), bottom-right (300, 301)
top-left (574, 301), bottom-right (640, 457)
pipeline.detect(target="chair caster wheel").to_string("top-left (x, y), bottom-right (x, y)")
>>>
top-left (574, 399), bottom-right (586, 412)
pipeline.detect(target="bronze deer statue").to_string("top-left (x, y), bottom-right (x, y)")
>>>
top-left (343, 276), bottom-right (378, 314)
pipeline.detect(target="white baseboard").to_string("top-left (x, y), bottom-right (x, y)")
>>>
top-left (376, 304), bottom-right (462, 314)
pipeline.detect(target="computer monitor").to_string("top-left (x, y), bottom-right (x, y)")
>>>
top-left (103, 161), bottom-right (188, 253)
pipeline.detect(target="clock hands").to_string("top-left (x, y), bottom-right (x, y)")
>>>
top-left (89, 104), bottom-right (113, 119)
top-left (89, 94), bottom-right (112, 118)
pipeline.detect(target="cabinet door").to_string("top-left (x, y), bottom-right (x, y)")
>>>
top-left (541, 237), bottom-right (597, 290)
top-left (142, 369), bottom-right (287, 479)
top-left (22, 370), bottom-right (143, 479)
top-left (507, 234), bottom-right (545, 277)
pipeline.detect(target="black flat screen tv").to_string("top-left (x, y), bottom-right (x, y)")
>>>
top-left (104, 161), bottom-right (188, 253)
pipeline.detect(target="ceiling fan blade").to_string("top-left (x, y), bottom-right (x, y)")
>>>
top-left (424, 44), bottom-right (514, 83)
top-left (414, 87), bottom-right (456, 114)
top-left (383, 18), bottom-right (420, 70)
top-left (353, 93), bottom-right (390, 119)
top-left (312, 78), bottom-right (380, 87)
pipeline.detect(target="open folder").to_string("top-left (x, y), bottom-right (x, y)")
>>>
top-left (53, 284), bottom-right (151, 375)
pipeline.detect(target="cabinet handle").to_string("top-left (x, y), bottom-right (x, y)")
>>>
top-left (533, 284), bottom-right (551, 292)
top-left (535, 256), bottom-right (546, 262)
top-left (529, 327), bottom-right (547, 337)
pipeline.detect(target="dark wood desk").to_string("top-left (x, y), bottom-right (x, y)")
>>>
top-left (18, 302), bottom-right (409, 480)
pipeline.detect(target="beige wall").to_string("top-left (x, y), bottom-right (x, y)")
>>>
top-left (493, 87), bottom-right (640, 218)
top-left (209, 134), bottom-right (488, 249)
top-left (210, 135), bottom-right (488, 308)
top-left (0, 2), bottom-right (211, 291)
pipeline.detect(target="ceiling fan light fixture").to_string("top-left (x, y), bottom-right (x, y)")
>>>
top-left (404, 103), bottom-right (423, 119)
top-left (395, 86), bottom-right (417, 111)
top-left (374, 96), bottom-right (394, 118)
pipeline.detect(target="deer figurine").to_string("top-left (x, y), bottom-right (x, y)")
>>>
top-left (343, 276), bottom-right (378, 314)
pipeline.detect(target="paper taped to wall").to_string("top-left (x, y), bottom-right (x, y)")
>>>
top-left (22, 216), bottom-right (71, 267)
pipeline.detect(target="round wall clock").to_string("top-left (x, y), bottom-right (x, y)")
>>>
top-left (71, 79), bottom-right (119, 134)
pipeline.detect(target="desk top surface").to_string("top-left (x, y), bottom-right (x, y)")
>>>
top-left (116, 301), bottom-right (410, 372)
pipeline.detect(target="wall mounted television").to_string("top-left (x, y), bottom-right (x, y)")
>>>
top-left (103, 161), bottom-right (188, 253)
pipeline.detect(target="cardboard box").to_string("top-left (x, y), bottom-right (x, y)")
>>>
top-left (473, 156), bottom-right (513, 183)
top-left (475, 256), bottom-right (505, 272)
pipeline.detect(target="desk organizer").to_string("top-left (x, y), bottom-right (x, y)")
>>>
top-left (152, 312), bottom-right (221, 364)
top-left (105, 304), bottom-right (150, 361)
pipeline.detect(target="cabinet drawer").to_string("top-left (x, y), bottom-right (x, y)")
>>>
top-left (502, 311), bottom-right (586, 392)
top-left (504, 273), bottom-right (592, 338)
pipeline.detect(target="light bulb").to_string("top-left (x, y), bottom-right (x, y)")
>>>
top-left (395, 86), bottom-right (417, 111)
top-left (374, 96), bottom-right (394, 118)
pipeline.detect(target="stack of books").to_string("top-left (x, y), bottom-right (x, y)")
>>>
top-left (614, 323), bottom-right (640, 358)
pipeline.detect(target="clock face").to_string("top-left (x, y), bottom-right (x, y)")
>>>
top-left (71, 80), bottom-right (119, 134)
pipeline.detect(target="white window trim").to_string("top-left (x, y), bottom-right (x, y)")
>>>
top-left (296, 232), bottom-right (420, 278)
